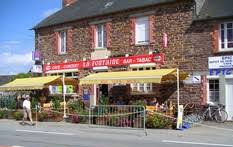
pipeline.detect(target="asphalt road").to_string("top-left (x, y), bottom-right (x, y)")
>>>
top-left (0, 119), bottom-right (233, 147)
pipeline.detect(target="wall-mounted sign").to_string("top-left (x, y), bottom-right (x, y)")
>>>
top-left (209, 68), bottom-right (233, 76)
top-left (44, 53), bottom-right (165, 73)
top-left (32, 50), bottom-right (41, 61)
top-left (184, 75), bottom-right (201, 84)
top-left (208, 56), bottom-right (233, 69)
top-left (192, 76), bottom-right (201, 84)
top-left (31, 65), bottom-right (42, 73)
top-left (49, 85), bottom-right (74, 94)
top-left (83, 88), bottom-right (91, 101)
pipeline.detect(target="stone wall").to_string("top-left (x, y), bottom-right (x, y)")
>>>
top-left (35, 0), bottom-right (226, 105)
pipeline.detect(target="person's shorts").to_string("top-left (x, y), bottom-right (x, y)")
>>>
top-left (23, 108), bottom-right (32, 119)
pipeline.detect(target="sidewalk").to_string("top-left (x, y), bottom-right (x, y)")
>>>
top-left (1, 119), bottom-right (233, 147)
top-left (1, 119), bottom-right (233, 138)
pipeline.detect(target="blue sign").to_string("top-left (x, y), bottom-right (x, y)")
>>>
top-left (209, 68), bottom-right (233, 76)
top-left (83, 88), bottom-right (90, 101)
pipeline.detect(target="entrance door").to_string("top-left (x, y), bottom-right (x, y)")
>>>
top-left (99, 84), bottom-right (108, 97)
top-left (226, 80), bottom-right (233, 120)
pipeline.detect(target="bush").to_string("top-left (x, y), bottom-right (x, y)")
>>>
top-left (131, 100), bottom-right (147, 107)
top-left (51, 96), bottom-right (61, 111)
top-left (99, 96), bottom-right (109, 105)
top-left (71, 115), bottom-right (79, 123)
top-left (146, 114), bottom-right (173, 129)
top-left (67, 99), bottom-right (85, 113)
top-left (0, 110), bottom-right (8, 119)
top-left (38, 112), bottom-right (48, 122)
top-left (14, 111), bottom-right (23, 120)
top-left (0, 111), bottom-right (4, 119)
top-left (31, 97), bottom-right (39, 109)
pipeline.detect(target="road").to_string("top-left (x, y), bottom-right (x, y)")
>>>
top-left (0, 119), bottom-right (233, 147)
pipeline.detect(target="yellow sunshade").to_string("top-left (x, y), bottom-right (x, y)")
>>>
top-left (80, 68), bottom-right (187, 85)
top-left (0, 76), bottom-right (61, 91)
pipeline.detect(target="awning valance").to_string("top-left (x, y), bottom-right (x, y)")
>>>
top-left (0, 76), bottom-right (77, 91)
top-left (80, 68), bottom-right (188, 85)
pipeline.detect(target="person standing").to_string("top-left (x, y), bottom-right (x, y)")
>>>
top-left (22, 95), bottom-right (34, 125)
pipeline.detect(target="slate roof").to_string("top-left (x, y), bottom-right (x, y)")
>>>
top-left (0, 76), bottom-right (13, 86)
top-left (33, 0), bottom-right (176, 29)
top-left (195, 0), bottom-right (233, 21)
top-left (33, 0), bottom-right (233, 29)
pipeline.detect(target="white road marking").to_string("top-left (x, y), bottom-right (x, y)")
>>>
top-left (162, 140), bottom-right (233, 147)
top-left (16, 129), bottom-right (74, 136)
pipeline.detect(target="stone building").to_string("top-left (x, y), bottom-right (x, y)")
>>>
top-left (33, 0), bottom-right (233, 120)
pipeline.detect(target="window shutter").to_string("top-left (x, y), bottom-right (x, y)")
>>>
top-left (149, 15), bottom-right (155, 44)
top-left (212, 23), bottom-right (219, 53)
top-left (201, 76), bottom-right (207, 105)
top-left (54, 32), bottom-right (59, 55)
top-left (90, 25), bottom-right (96, 49)
top-left (105, 22), bottom-right (112, 48)
top-left (130, 17), bottom-right (136, 45)
top-left (66, 29), bottom-right (73, 52)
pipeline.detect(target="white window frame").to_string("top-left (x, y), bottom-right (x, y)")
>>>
top-left (59, 31), bottom-right (67, 54)
top-left (48, 72), bottom-right (78, 79)
top-left (95, 24), bottom-right (105, 49)
top-left (207, 79), bottom-right (220, 105)
top-left (219, 21), bottom-right (233, 52)
top-left (135, 16), bottom-right (149, 45)
top-left (130, 67), bottom-right (154, 93)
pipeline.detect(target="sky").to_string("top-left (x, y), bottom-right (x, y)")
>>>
top-left (0, 0), bottom-right (61, 75)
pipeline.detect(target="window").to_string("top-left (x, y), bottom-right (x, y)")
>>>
top-left (59, 31), bottom-right (66, 54)
top-left (130, 67), bottom-right (154, 93)
top-left (220, 22), bottom-right (233, 50)
top-left (96, 24), bottom-right (105, 48)
top-left (48, 72), bottom-right (79, 79)
top-left (208, 79), bottom-right (219, 103)
top-left (135, 16), bottom-right (149, 44)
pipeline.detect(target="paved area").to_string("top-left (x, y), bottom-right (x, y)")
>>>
top-left (0, 119), bottom-right (233, 147)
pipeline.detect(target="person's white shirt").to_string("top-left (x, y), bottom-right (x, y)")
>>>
top-left (23, 99), bottom-right (31, 109)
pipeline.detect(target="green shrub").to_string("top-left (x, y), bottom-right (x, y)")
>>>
top-left (99, 96), bottom-right (109, 105)
top-left (14, 111), bottom-right (23, 120)
top-left (0, 110), bottom-right (8, 119)
top-left (146, 114), bottom-right (173, 129)
top-left (51, 96), bottom-right (61, 111)
top-left (31, 97), bottom-right (39, 109)
top-left (67, 99), bottom-right (85, 113)
top-left (0, 111), bottom-right (4, 119)
top-left (131, 100), bottom-right (147, 107)
top-left (38, 112), bottom-right (48, 122)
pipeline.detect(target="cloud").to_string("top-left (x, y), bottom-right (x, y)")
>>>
top-left (0, 52), bottom-right (33, 75)
top-left (0, 40), bottom-right (21, 50)
top-left (42, 8), bottom-right (60, 18)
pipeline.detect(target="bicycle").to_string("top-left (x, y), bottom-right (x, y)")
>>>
top-left (200, 104), bottom-right (228, 123)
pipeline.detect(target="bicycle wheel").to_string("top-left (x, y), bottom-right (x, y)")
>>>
top-left (214, 109), bottom-right (228, 123)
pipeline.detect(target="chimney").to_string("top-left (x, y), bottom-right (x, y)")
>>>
top-left (62, 0), bottom-right (77, 7)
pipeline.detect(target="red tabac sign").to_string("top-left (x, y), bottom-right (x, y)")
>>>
top-left (44, 53), bottom-right (164, 73)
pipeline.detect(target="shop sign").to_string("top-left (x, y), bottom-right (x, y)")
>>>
top-left (83, 88), bottom-right (91, 101)
top-left (31, 65), bottom-right (42, 73)
top-left (49, 85), bottom-right (74, 94)
top-left (209, 68), bottom-right (233, 76)
top-left (32, 50), bottom-right (41, 61)
top-left (44, 53), bottom-right (164, 73)
top-left (208, 56), bottom-right (233, 69)
top-left (183, 75), bottom-right (201, 84)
